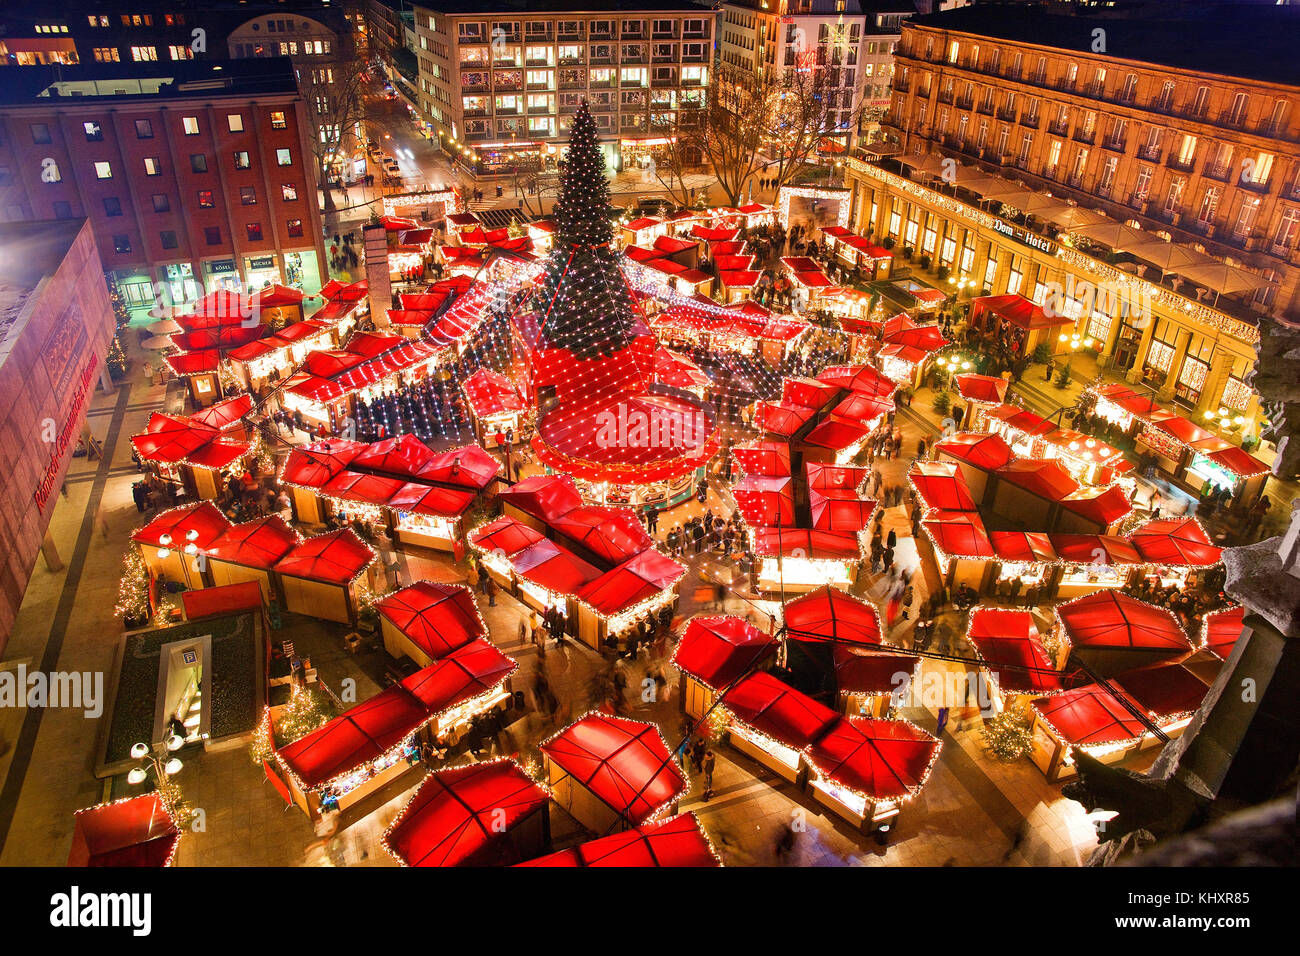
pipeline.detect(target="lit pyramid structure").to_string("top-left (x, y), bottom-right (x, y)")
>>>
top-left (516, 103), bottom-right (718, 507)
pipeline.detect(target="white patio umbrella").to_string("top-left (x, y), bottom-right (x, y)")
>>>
top-left (146, 318), bottom-right (183, 335)
top-left (142, 335), bottom-right (175, 350)
top-left (1046, 205), bottom-right (1110, 230)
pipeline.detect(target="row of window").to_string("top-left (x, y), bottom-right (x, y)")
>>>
top-left (86, 14), bottom-right (186, 28)
top-left (460, 42), bottom-right (710, 64)
top-left (40, 148), bottom-right (294, 184)
top-left (455, 18), bottom-right (710, 42)
top-left (24, 111), bottom-right (288, 148)
top-left (104, 221), bottom-right (303, 253)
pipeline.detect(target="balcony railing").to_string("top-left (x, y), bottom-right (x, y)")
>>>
top-left (1101, 137), bottom-right (1127, 153)
top-left (1167, 155), bottom-right (1196, 173)
top-left (1047, 120), bottom-right (1069, 136)
top-left (1137, 144), bottom-right (1161, 162)
top-left (1074, 129), bottom-right (1096, 145)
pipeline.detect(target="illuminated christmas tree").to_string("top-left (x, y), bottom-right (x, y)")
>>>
top-left (534, 102), bottom-right (644, 362)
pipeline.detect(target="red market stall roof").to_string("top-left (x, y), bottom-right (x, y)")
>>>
top-left (994, 458), bottom-right (1080, 501)
top-left (954, 373), bottom-right (1009, 405)
top-left (380, 215), bottom-right (420, 231)
top-left (577, 550), bottom-right (686, 616)
top-left (383, 760), bottom-right (549, 867)
top-left (1190, 441), bottom-right (1268, 478)
top-left (1058, 485), bottom-right (1133, 527)
top-left (132, 502), bottom-right (231, 550)
top-left (417, 444), bottom-right (502, 492)
top-left (783, 376), bottom-right (841, 408)
top-left (541, 714), bottom-right (687, 826)
top-left (131, 413), bottom-right (220, 465)
top-left (713, 254), bottom-right (756, 271)
top-left (724, 672), bottom-right (839, 750)
top-left (806, 463), bottom-right (869, 491)
top-left (1056, 591), bottom-right (1193, 661)
top-left (817, 364), bottom-right (896, 399)
top-left (322, 470), bottom-right (409, 508)
top-left (190, 393), bottom-right (253, 431)
top-left (1202, 606), bottom-right (1245, 661)
top-left (935, 432), bottom-right (1014, 470)
top-left (990, 531), bottom-right (1058, 565)
top-left (164, 349), bottom-right (222, 377)
top-left (750, 527), bottom-right (862, 560)
top-left (391, 483), bottom-right (478, 518)
top-left (377, 581), bottom-right (485, 661)
top-left (352, 433), bottom-right (438, 479)
top-left (398, 638), bottom-right (516, 714)
top-left (1031, 683), bottom-right (1149, 747)
top-left (832, 390), bottom-right (894, 423)
top-left (884, 322), bottom-right (949, 352)
top-left (277, 683), bottom-right (430, 789)
top-left (319, 279), bottom-right (368, 302)
top-left (833, 646), bottom-right (920, 696)
top-left (205, 515), bottom-right (299, 569)
top-left (253, 284), bottom-right (306, 308)
top-left (1048, 533), bottom-right (1141, 565)
top-left (909, 461), bottom-right (977, 512)
top-left (654, 348), bottom-right (713, 391)
top-left (625, 216), bottom-right (663, 232)
top-left (966, 608), bottom-right (1066, 695)
top-left (1149, 412), bottom-right (1214, 446)
top-left (923, 510), bottom-right (995, 558)
top-left (1129, 518), bottom-right (1223, 567)
top-left (462, 368), bottom-right (527, 417)
top-left (805, 717), bottom-right (940, 802)
top-left (972, 293), bottom-right (1069, 329)
top-left (499, 474), bottom-right (584, 524)
top-left (809, 488), bottom-right (877, 532)
top-left (175, 290), bottom-right (261, 329)
top-left (280, 441), bottom-right (360, 488)
top-left (755, 401), bottom-right (816, 437)
top-left (673, 616), bottom-right (779, 690)
top-left (718, 269), bottom-right (762, 289)
top-left (1094, 382), bottom-right (1163, 419)
top-left (182, 581), bottom-right (263, 620)
top-left (469, 515), bottom-right (546, 558)
top-left (732, 441), bottom-right (792, 478)
top-left (518, 813), bottom-right (719, 867)
top-left (551, 506), bottom-right (656, 566)
top-left (512, 539), bottom-right (603, 595)
top-left (1112, 662), bottom-right (1211, 722)
top-left (804, 415), bottom-right (872, 452)
top-left (68, 794), bottom-right (181, 867)
top-left (783, 586), bottom-right (882, 646)
top-left (272, 529), bottom-right (374, 585)
top-left (732, 475), bottom-right (796, 527)
top-left (878, 342), bottom-right (930, 365)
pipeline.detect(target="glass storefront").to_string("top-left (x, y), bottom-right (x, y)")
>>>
top-left (244, 254), bottom-right (280, 291)
top-left (203, 258), bottom-right (241, 292)
top-left (285, 250), bottom-right (322, 297)
top-left (163, 263), bottom-right (199, 306)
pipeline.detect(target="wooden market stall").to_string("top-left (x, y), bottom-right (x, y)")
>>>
top-left (376, 580), bottom-right (486, 668)
top-left (131, 502), bottom-right (232, 591)
top-left (271, 529), bottom-right (375, 625)
top-left (203, 515), bottom-right (300, 600)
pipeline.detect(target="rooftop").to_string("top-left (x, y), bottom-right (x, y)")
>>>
top-left (908, 3), bottom-right (1300, 87)
top-left (0, 58), bottom-right (300, 106)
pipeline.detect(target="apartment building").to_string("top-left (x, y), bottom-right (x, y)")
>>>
top-left (0, 59), bottom-right (328, 308)
top-left (844, 4), bottom-right (1300, 428)
top-left (719, 0), bottom-right (916, 151)
top-left (409, 1), bottom-right (717, 175)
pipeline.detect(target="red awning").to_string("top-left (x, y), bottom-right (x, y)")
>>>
top-left (383, 760), bottom-right (548, 867)
top-left (1048, 533), bottom-right (1141, 565)
top-left (518, 813), bottom-right (718, 867)
top-left (541, 715), bottom-right (687, 825)
top-left (966, 607), bottom-right (1066, 695)
top-left (68, 794), bottom-right (180, 867)
top-left (990, 531), bottom-right (1058, 564)
top-left (272, 529), bottom-right (374, 584)
top-left (732, 475), bottom-right (795, 527)
top-left (181, 581), bottom-right (263, 620)
top-left (833, 646), bottom-right (920, 696)
top-left (253, 284), bottom-right (306, 308)
top-left (817, 364), bottom-right (896, 399)
top-left (389, 483), bottom-right (476, 518)
top-left (1129, 517), bottom-right (1223, 567)
top-left (973, 293), bottom-right (1069, 330)
top-left (1195, 443), bottom-right (1268, 478)
top-left (498, 474), bottom-right (584, 523)
top-left (672, 616), bottom-right (778, 690)
top-left (805, 717), bottom-right (940, 801)
top-left (783, 586), bottom-right (882, 646)
top-left (377, 581), bottom-right (485, 660)
top-left (205, 515), bottom-right (299, 569)
top-left (724, 672), bottom-right (839, 750)
top-left (1113, 662), bottom-right (1210, 721)
top-left (994, 459), bottom-right (1080, 502)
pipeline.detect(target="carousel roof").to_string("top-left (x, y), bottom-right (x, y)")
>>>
top-left (672, 616), bottom-right (778, 690)
top-left (541, 715), bottom-right (687, 826)
top-left (376, 581), bottom-right (485, 661)
top-left (384, 760), bottom-right (549, 867)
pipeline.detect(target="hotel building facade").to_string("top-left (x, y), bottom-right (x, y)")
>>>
top-left (845, 6), bottom-right (1300, 430)
top-left (409, 1), bottom-right (716, 175)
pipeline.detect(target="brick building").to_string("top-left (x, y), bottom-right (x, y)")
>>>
top-left (0, 59), bottom-right (328, 309)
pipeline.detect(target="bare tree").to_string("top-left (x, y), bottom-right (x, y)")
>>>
top-left (300, 33), bottom-right (369, 213)
top-left (696, 65), bottom-right (775, 206)
top-left (764, 64), bottom-right (865, 194)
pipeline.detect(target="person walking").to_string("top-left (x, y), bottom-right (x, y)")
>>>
top-left (702, 750), bottom-right (716, 796)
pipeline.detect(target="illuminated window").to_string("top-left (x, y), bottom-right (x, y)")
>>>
top-left (227, 114), bottom-right (245, 133)
top-left (198, 190), bottom-right (215, 208)
top-left (270, 111), bottom-right (287, 129)
top-left (143, 157), bottom-right (161, 176)
top-left (246, 223), bottom-right (263, 241)
top-left (287, 218), bottom-right (304, 238)
top-left (94, 161), bottom-right (112, 179)
top-left (182, 116), bottom-right (200, 135)
top-left (276, 148), bottom-right (292, 166)
top-left (281, 183), bottom-right (298, 201)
